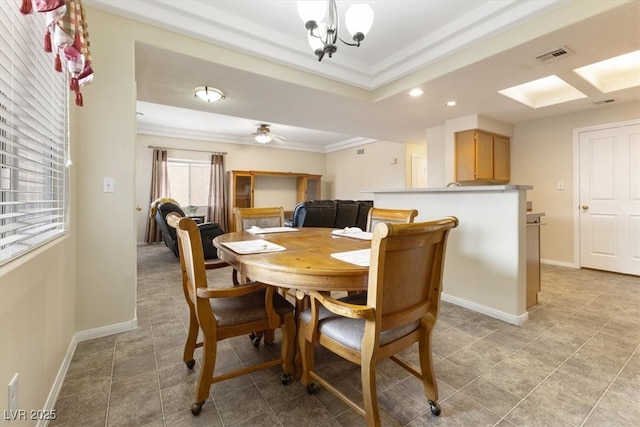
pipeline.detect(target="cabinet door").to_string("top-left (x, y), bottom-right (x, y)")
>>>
top-left (455, 131), bottom-right (476, 181)
top-left (475, 132), bottom-right (494, 180)
top-left (233, 173), bottom-right (253, 208)
top-left (297, 176), bottom-right (321, 202)
top-left (306, 176), bottom-right (321, 201)
top-left (493, 136), bottom-right (510, 182)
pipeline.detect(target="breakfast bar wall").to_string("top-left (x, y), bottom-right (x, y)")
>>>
top-left (367, 185), bottom-right (532, 325)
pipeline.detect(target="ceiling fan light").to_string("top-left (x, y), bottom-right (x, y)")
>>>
top-left (255, 133), bottom-right (272, 144)
top-left (194, 86), bottom-right (225, 103)
top-left (345, 4), bottom-right (374, 37)
top-left (297, 1), bottom-right (326, 25)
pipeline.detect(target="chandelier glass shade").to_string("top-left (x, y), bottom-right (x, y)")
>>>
top-left (297, 0), bottom-right (374, 61)
top-left (194, 86), bottom-right (225, 103)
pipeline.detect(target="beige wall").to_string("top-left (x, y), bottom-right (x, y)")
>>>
top-left (510, 101), bottom-right (640, 265)
top-left (0, 238), bottom-right (77, 423)
top-left (326, 141), bottom-right (406, 200)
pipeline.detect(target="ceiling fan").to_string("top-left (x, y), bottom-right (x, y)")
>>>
top-left (251, 124), bottom-right (286, 144)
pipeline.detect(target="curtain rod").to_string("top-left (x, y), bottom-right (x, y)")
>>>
top-left (147, 145), bottom-right (227, 155)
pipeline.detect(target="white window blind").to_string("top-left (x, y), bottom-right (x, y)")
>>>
top-left (167, 160), bottom-right (210, 210)
top-left (0, 1), bottom-right (69, 264)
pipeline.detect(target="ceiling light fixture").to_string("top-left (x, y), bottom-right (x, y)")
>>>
top-left (194, 86), bottom-right (225, 103)
top-left (445, 100), bottom-right (458, 107)
top-left (409, 88), bottom-right (424, 97)
top-left (254, 133), bottom-right (272, 144)
top-left (297, 0), bottom-right (374, 62)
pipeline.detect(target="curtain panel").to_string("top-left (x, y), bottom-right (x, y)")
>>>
top-left (145, 149), bottom-right (169, 243)
top-left (208, 153), bottom-right (228, 232)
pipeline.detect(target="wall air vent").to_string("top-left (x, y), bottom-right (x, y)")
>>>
top-left (536, 46), bottom-right (574, 63)
top-left (593, 99), bottom-right (616, 105)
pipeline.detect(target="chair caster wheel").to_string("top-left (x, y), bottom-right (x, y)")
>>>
top-left (306, 383), bottom-right (317, 394)
top-left (280, 373), bottom-right (292, 385)
top-left (429, 400), bottom-right (441, 416)
top-left (191, 401), bottom-right (205, 416)
top-left (185, 359), bottom-right (195, 369)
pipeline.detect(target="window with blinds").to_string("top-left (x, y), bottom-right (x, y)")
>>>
top-left (0, 1), bottom-right (69, 264)
top-left (167, 160), bottom-right (210, 212)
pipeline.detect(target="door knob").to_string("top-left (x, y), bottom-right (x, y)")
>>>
top-left (581, 205), bottom-right (589, 210)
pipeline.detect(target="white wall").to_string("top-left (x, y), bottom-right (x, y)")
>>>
top-left (326, 140), bottom-right (406, 200)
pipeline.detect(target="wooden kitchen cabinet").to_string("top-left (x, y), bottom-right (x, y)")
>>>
top-left (455, 129), bottom-right (510, 184)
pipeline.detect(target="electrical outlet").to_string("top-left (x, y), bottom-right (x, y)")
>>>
top-left (8, 373), bottom-right (18, 413)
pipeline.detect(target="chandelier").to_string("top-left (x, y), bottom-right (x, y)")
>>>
top-left (297, 1), bottom-right (374, 62)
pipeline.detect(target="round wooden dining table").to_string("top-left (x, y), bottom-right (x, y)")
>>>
top-left (214, 227), bottom-right (372, 378)
top-left (213, 227), bottom-right (371, 293)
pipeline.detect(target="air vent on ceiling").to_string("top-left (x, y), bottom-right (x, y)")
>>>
top-left (536, 46), bottom-right (574, 63)
top-left (593, 99), bottom-right (616, 105)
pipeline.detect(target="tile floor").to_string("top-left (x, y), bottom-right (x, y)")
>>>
top-left (51, 243), bottom-right (639, 426)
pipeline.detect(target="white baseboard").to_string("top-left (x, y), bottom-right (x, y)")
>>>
top-left (541, 258), bottom-right (578, 269)
top-left (39, 319), bottom-right (137, 426)
top-left (441, 293), bottom-right (529, 326)
top-left (74, 318), bottom-right (138, 343)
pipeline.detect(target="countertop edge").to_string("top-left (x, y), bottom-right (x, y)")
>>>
top-left (362, 185), bottom-right (533, 194)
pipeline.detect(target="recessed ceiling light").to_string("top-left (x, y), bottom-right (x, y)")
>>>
top-left (574, 50), bottom-right (640, 93)
top-left (194, 86), bottom-right (225, 103)
top-left (409, 88), bottom-right (424, 97)
top-left (498, 75), bottom-right (586, 109)
top-left (445, 100), bottom-right (457, 107)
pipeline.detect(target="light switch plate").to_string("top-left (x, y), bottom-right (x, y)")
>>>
top-left (103, 177), bottom-right (115, 193)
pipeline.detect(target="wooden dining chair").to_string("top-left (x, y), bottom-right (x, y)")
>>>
top-left (234, 206), bottom-right (285, 231)
top-left (298, 217), bottom-right (459, 426)
top-left (366, 207), bottom-right (418, 231)
top-left (174, 216), bottom-right (295, 416)
top-left (233, 206), bottom-right (289, 285)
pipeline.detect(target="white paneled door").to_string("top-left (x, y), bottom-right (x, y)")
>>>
top-left (578, 122), bottom-right (640, 276)
top-left (411, 154), bottom-right (427, 188)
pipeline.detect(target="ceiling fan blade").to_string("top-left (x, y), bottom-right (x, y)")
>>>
top-left (271, 134), bottom-right (286, 144)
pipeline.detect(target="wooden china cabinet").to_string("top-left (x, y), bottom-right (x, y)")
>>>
top-left (228, 170), bottom-right (321, 230)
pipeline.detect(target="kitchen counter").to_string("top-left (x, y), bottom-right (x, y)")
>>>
top-left (366, 185), bottom-right (532, 325)
top-left (364, 185), bottom-right (532, 194)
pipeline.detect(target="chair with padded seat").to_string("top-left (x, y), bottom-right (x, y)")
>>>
top-left (233, 206), bottom-right (285, 231)
top-left (298, 217), bottom-right (459, 426)
top-left (233, 206), bottom-right (290, 344)
top-left (365, 207), bottom-right (418, 231)
top-left (174, 216), bottom-right (295, 416)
